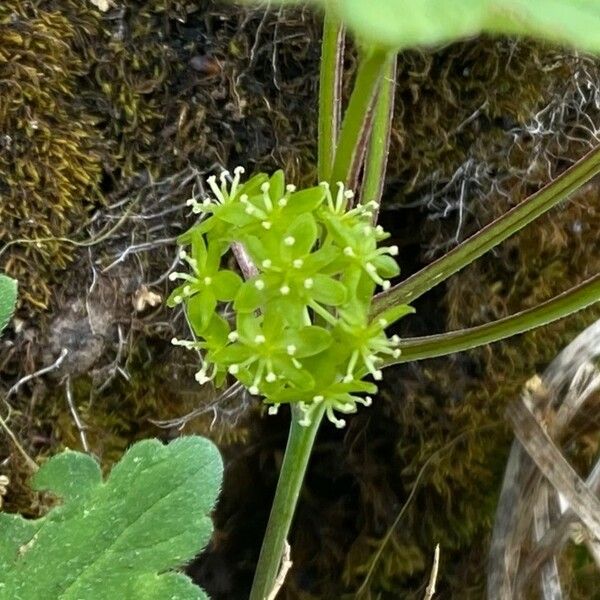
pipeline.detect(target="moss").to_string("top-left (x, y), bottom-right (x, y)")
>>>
top-left (0, 4), bottom-right (104, 308)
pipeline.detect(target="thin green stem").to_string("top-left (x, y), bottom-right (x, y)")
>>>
top-left (318, 12), bottom-right (344, 183)
top-left (361, 54), bottom-right (396, 219)
top-left (330, 47), bottom-right (389, 189)
top-left (384, 273), bottom-right (600, 365)
top-left (250, 404), bottom-right (325, 600)
top-left (371, 144), bottom-right (600, 320)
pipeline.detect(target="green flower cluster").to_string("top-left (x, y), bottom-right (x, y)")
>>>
top-left (169, 168), bottom-right (413, 427)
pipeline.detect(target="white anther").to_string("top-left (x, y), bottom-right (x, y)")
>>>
top-left (388, 245), bottom-right (399, 256)
top-left (343, 246), bottom-right (355, 257)
top-left (286, 184), bottom-right (297, 192)
top-left (262, 221), bottom-right (272, 229)
top-left (262, 259), bottom-right (272, 268)
top-left (228, 364), bottom-right (239, 374)
top-left (280, 285), bottom-right (290, 295)
top-left (265, 372), bottom-right (277, 383)
top-left (172, 295), bottom-right (183, 304)
top-left (179, 249), bottom-right (187, 259)
top-left (313, 395), bottom-right (324, 402)
top-left (284, 236), bottom-right (295, 246)
top-left (293, 259), bottom-right (304, 268)
top-left (366, 263), bottom-right (376, 273)
top-left (254, 335), bottom-right (266, 344)
top-left (381, 281), bottom-right (391, 290)
top-left (378, 318), bottom-right (388, 327)
top-left (228, 331), bottom-right (239, 342)
top-left (373, 370), bottom-right (383, 380)
top-left (204, 276), bottom-right (212, 285)
top-left (392, 349), bottom-right (401, 358)
top-left (268, 405), bottom-right (279, 415)
top-left (286, 344), bottom-right (297, 356)
top-left (249, 385), bottom-right (260, 395)
top-left (278, 198), bottom-right (288, 207)
top-left (303, 278), bottom-right (313, 289)
top-left (254, 279), bottom-right (265, 290)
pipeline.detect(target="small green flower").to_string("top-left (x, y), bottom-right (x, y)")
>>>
top-left (167, 231), bottom-right (242, 334)
top-left (168, 167), bottom-right (413, 430)
top-left (210, 313), bottom-right (332, 396)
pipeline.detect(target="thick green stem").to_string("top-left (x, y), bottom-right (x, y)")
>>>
top-left (383, 273), bottom-right (600, 365)
top-left (318, 12), bottom-right (344, 183)
top-left (361, 54), bottom-right (397, 217)
top-left (330, 48), bottom-right (389, 188)
top-left (249, 404), bottom-right (325, 600)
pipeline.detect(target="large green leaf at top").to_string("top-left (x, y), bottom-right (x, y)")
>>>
top-left (0, 274), bottom-right (17, 335)
top-left (0, 436), bottom-right (223, 600)
top-left (263, 0), bottom-right (600, 52)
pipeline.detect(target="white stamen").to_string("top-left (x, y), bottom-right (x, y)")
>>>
top-left (262, 259), bottom-right (272, 269)
top-left (265, 372), bottom-right (277, 383)
top-left (228, 364), bottom-right (239, 374)
top-left (254, 335), bottom-right (266, 344)
top-left (284, 236), bottom-right (295, 246)
top-left (286, 344), bottom-right (297, 356)
top-left (303, 278), bottom-right (313, 289)
top-left (293, 259), bottom-right (303, 268)
top-left (280, 285), bottom-right (290, 295)
top-left (254, 279), bottom-right (265, 290)
top-left (343, 246), bottom-right (355, 257)
top-left (249, 385), bottom-right (260, 395)
top-left (228, 331), bottom-right (239, 342)
top-left (268, 405), bottom-right (279, 415)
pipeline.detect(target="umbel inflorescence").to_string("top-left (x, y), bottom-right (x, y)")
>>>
top-left (169, 168), bottom-right (413, 427)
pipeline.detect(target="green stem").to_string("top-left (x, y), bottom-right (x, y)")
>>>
top-left (371, 144), bottom-right (600, 320)
top-left (330, 47), bottom-right (389, 188)
top-left (249, 404), bottom-right (325, 600)
top-left (384, 273), bottom-right (600, 365)
top-left (318, 12), bottom-right (344, 183)
top-left (361, 54), bottom-right (396, 216)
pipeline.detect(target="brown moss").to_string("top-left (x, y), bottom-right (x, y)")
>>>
top-left (0, 4), bottom-right (103, 308)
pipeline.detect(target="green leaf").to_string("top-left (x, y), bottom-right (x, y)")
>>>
top-left (286, 186), bottom-right (327, 215)
top-left (0, 436), bottom-right (223, 600)
top-left (234, 279), bottom-right (264, 313)
top-left (286, 326), bottom-right (332, 357)
top-left (370, 254), bottom-right (400, 278)
top-left (187, 291), bottom-right (217, 334)
top-left (267, 0), bottom-right (600, 53)
top-left (311, 274), bottom-right (347, 306)
top-left (375, 302), bottom-right (415, 327)
top-left (285, 213), bottom-right (318, 256)
top-left (212, 270), bottom-right (243, 301)
top-left (0, 274), bottom-right (17, 335)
